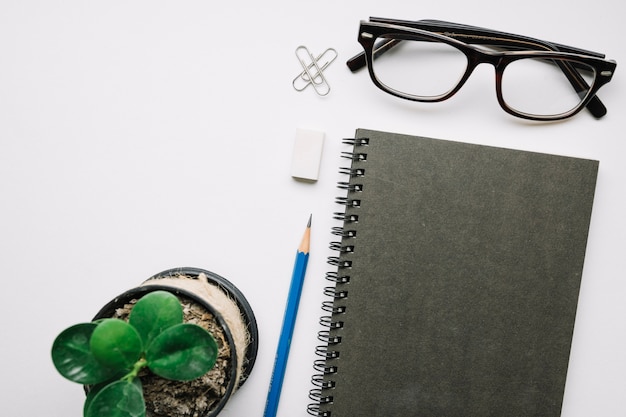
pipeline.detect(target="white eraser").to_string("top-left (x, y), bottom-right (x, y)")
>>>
top-left (291, 128), bottom-right (325, 181)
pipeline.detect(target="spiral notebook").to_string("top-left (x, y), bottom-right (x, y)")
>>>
top-left (308, 129), bottom-right (599, 417)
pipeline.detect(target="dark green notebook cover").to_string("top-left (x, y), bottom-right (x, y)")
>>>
top-left (313, 129), bottom-right (598, 417)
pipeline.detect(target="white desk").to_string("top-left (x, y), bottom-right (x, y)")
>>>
top-left (1, 1), bottom-right (624, 416)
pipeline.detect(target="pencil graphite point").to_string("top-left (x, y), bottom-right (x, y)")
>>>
top-left (300, 215), bottom-right (311, 254)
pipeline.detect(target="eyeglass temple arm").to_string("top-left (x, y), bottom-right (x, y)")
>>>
top-left (406, 19), bottom-right (605, 57)
top-left (347, 18), bottom-right (607, 118)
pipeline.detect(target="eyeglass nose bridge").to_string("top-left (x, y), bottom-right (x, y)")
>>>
top-left (460, 47), bottom-right (516, 114)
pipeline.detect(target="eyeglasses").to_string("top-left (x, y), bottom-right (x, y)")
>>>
top-left (347, 18), bottom-right (617, 121)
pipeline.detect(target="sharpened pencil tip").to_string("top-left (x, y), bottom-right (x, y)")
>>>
top-left (299, 215), bottom-right (312, 254)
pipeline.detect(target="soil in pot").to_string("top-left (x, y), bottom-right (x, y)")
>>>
top-left (110, 294), bottom-right (231, 417)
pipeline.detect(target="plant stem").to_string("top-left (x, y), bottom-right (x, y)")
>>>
top-left (122, 358), bottom-right (148, 382)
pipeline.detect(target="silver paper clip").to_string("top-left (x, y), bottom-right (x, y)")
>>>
top-left (293, 46), bottom-right (337, 96)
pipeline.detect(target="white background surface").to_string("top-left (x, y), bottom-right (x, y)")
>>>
top-left (1, 1), bottom-right (624, 416)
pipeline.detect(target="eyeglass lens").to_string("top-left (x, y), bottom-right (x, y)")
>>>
top-left (373, 35), bottom-right (467, 98)
top-left (371, 35), bottom-right (597, 118)
top-left (501, 58), bottom-right (595, 117)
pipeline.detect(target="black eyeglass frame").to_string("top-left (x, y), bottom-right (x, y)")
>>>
top-left (348, 18), bottom-right (617, 121)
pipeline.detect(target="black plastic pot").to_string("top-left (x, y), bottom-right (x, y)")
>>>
top-left (93, 267), bottom-right (258, 417)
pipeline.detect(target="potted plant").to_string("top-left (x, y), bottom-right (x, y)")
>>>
top-left (51, 267), bottom-right (258, 417)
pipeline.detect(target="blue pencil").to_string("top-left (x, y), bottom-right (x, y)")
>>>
top-left (263, 215), bottom-right (311, 417)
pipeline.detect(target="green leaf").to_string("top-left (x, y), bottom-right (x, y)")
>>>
top-left (85, 380), bottom-right (145, 417)
top-left (84, 379), bottom-right (143, 416)
top-left (129, 290), bottom-right (183, 348)
top-left (146, 323), bottom-right (218, 381)
top-left (51, 323), bottom-right (119, 384)
top-left (90, 319), bottom-right (143, 371)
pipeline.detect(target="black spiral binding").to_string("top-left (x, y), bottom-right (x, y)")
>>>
top-left (307, 136), bottom-right (368, 417)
